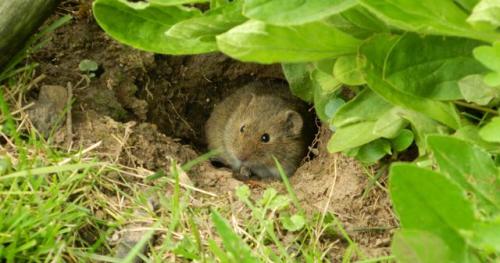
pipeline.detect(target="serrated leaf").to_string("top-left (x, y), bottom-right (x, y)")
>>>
top-left (333, 55), bottom-right (366, 86)
top-left (359, 0), bottom-right (499, 42)
top-left (216, 19), bottom-right (362, 63)
top-left (390, 163), bottom-right (475, 262)
top-left (427, 135), bottom-right (500, 216)
top-left (235, 185), bottom-right (251, 202)
top-left (259, 188), bottom-right (278, 206)
top-left (479, 117), bottom-right (500, 143)
top-left (392, 229), bottom-right (451, 263)
top-left (243, 0), bottom-right (357, 26)
top-left (280, 214), bottom-right (305, 232)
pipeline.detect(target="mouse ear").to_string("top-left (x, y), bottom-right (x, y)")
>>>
top-left (283, 110), bottom-right (303, 136)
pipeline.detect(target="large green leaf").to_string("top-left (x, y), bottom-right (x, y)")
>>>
top-left (328, 122), bottom-right (380, 152)
top-left (242, 0), bottom-right (357, 26)
top-left (164, 2), bottom-right (247, 53)
top-left (361, 34), bottom-right (487, 100)
top-left (427, 135), bottom-right (500, 215)
top-left (360, 34), bottom-right (470, 129)
top-left (359, 0), bottom-right (499, 43)
top-left (333, 89), bottom-right (393, 127)
top-left (216, 20), bottom-right (362, 63)
top-left (93, 0), bottom-right (201, 54)
top-left (390, 163), bottom-right (475, 261)
top-left (391, 229), bottom-right (451, 263)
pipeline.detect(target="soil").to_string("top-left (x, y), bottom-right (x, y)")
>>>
top-left (23, 0), bottom-right (397, 260)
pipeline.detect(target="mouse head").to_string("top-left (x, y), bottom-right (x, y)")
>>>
top-left (224, 93), bottom-right (304, 170)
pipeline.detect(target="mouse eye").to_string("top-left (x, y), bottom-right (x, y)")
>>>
top-left (240, 125), bottom-right (245, 133)
top-left (260, 133), bottom-right (270, 143)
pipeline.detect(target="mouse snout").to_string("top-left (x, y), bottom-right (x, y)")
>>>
top-left (237, 153), bottom-right (250, 162)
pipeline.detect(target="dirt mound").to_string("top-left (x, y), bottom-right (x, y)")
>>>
top-left (25, 2), bottom-right (396, 259)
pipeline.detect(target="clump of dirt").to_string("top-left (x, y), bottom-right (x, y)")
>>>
top-left (23, 0), bottom-right (396, 260)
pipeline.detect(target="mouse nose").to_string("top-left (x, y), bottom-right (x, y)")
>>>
top-left (238, 154), bottom-right (250, 162)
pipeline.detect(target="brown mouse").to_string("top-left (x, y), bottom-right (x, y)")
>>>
top-left (205, 81), bottom-right (314, 179)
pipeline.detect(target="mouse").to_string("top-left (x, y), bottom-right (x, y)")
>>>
top-left (205, 81), bottom-right (314, 179)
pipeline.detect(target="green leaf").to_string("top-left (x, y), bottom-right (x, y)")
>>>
top-left (334, 89), bottom-right (393, 127)
top-left (280, 214), bottom-right (305, 232)
top-left (455, 0), bottom-right (480, 11)
top-left (311, 68), bottom-right (342, 93)
top-left (211, 210), bottom-right (259, 263)
top-left (373, 107), bottom-right (408, 138)
top-left (328, 122), bottom-right (380, 152)
top-left (455, 125), bottom-right (500, 154)
top-left (391, 229), bottom-right (451, 263)
top-left (364, 70), bottom-right (461, 129)
top-left (473, 42), bottom-right (500, 86)
top-left (333, 55), bottom-right (366, 86)
top-left (467, 0), bottom-right (500, 27)
top-left (479, 117), bottom-right (500, 143)
top-left (164, 1), bottom-right (246, 54)
top-left (359, 0), bottom-right (499, 43)
top-left (465, 220), bottom-right (500, 253)
top-left (243, 0), bottom-right (357, 26)
top-left (78, 59), bottom-right (98, 72)
top-left (93, 0), bottom-right (201, 54)
top-left (381, 108), bottom-right (445, 155)
top-left (235, 185), bottom-right (251, 202)
top-left (391, 129), bottom-right (414, 152)
top-left (390, 163), bottom-right (475, 262)
top-left (458, 74), bottom-right (499, 105)
top-left (362, 34), bottom-right (487, 100)
top-left (282, 63), bottom-right (315, 102)
top-left (427, 135), bottom-right (500, 215)
top-left (340, 5), bottom-right (389, 35)
top-left (312, 75), bottom-right (343, 122)
top-left (150, 0), bottom-right (208, 4)
top-left (356, 139), bottom-right (391, 164)
top-left (216, 19), bottom-right (362, 63)
top-left (361, 34), bottom-right (469, 129)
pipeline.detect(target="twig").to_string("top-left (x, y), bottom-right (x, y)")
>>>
top-left (454, 100), bottom-right (498, 115)
top-left (66, 82), bottom-right (73, 146)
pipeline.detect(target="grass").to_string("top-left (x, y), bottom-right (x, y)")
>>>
top-left (0, 14), bottom-right (394, 263)
top-left (0, 73), bottom-right (395, 262)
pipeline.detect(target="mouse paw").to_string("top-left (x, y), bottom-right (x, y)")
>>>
top-left (234, 166), bottom-right (252, 181)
